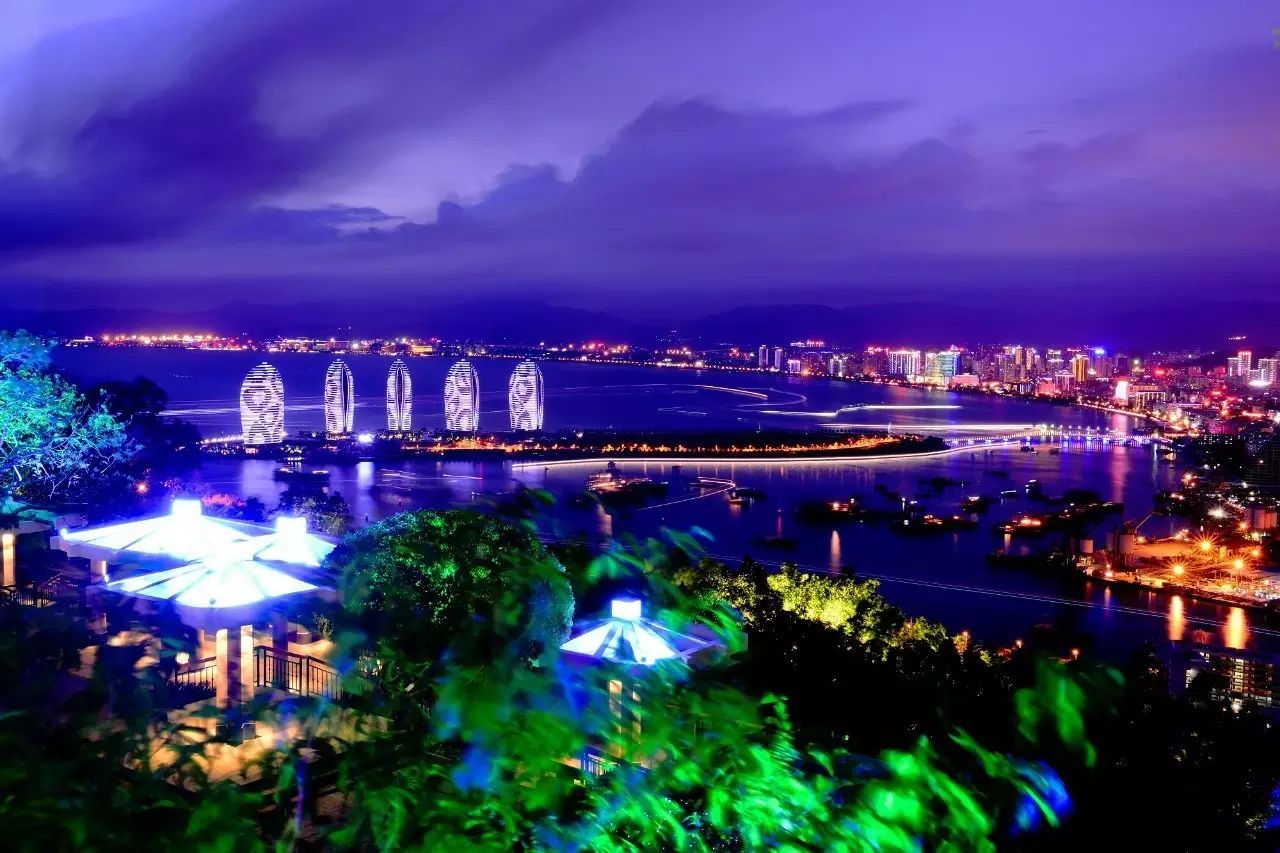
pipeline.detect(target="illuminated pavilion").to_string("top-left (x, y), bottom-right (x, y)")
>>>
top-left (62, 499), bottom-right (340, 711)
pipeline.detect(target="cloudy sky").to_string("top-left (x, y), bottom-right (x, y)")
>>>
top-left (3, 0), bottom-right (1277, 322)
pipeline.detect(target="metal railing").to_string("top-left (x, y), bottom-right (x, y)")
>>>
top-left (171, 656), bottom-right (218, 692)
top-left (254, 645), bottom-right (343, 701)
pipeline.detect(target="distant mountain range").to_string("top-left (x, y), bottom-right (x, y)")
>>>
top-left (5, 298), bottom-right (1279, 352)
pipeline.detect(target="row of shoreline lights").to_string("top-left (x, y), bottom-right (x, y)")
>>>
top-left (239, 358), bottom-right (545, 445)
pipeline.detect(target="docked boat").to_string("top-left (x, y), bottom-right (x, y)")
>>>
top-left (273, 465), bottom-right (331, 485)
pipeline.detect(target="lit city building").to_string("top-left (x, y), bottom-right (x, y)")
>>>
top-left (757, 344), bottom-right (769, 368)
top-left (323, 358), bottom-right (355, 435)
top-left (240, 363), bottom-right (285, 445)
top-left (386, 358), bottom-right (413, 432)
top-left (1071, 353), bottom-right (1090, 385)
top-left (771, 346), bottom-right (785, 371)
top-left (1257, 358), bottom-right (1278, 386)
top-left (887, 349), bottom-right (922, 377)
top-left (444, 359), bottom-right (480, 431)
top-left (508, 360), bottom-right (545, 431)
top-left (924, 349), bottom-right (960, 385)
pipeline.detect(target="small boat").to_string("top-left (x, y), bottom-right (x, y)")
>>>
top-left (273, 466), bottom-right (331, 485)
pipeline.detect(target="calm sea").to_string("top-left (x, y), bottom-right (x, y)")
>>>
top-left (55, 348), bottom-right (1265, 657)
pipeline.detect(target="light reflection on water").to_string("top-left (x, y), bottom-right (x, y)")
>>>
top-left (1225, 607), bottom-right (1249, 650)
top-left (1169, 595), bottom-right (1185, 642)
top-left (193, 439), bottom-right (1271, 658)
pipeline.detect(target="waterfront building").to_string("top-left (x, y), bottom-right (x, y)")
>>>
top-left (757, 345), bottom-right (769, 368)
top-left (887, 349), bottom-right (921, 378)
top-left (323, 358), bottom-right (355, 436)
top-left (444, 359), bottom-right (480, 431)
top-left (386, 359), bottom-right (412, 432)
top-left (1070, 353), bottom-right (1090, 385)
top-left (508, 360), bottom-right (545, 431)
top-left (771, 346), bottom-right (785, 371)
top-left (240, 363), bottom-right (285, 445)
top-left (1255, 358), bottom-right (1277, 386)
top-left (924, 350), bottom-right (960, 385)
top-left (1166, 640), bottom-right (1280, 712)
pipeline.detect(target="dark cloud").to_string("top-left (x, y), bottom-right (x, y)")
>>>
top-left (0, 2), bottom-right (1276, 315)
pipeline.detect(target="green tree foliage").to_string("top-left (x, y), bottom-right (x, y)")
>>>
top-left (275, 486), bottom-right (353, 535)
top-left (0, 331), bottom-right (134, 506)
top-left (83, 376), bottom-right (202, 477)
top-left (327, 523), bottom-right (1077, 850)
top-left (328, 509), bottom-right (575, 669)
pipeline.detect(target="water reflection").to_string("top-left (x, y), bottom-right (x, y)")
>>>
top-left (1168, 595), bottom-right (1185, 641)
top-left (829, 530), bottom-right (842, 573)
top-left (1224, 607), bottom-right (1248, 650)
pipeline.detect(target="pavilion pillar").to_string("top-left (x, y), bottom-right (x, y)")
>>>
top-left (90, 558), bottom-right (109, 583)
top-left (270, 611), bottom-right (289, 653)
top-left (215, 628), bottom-right (242, 709)
top-left (1, 532), bottom-right (15, 588)
top-left (241, 624), bottom-right (256, 702)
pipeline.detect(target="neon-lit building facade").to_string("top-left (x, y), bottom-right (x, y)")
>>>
top-left (508, 360), bottom-right (544, 431)
top-left (323, 358), bottom-right (355, 435)
top-left (386, 359), bottom-right (412, 432)
top-left (443, 359), bottom-right (480, 431)
top-left (240, 363), bottom-right (285, 445)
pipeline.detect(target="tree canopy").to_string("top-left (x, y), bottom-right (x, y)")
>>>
top-left (0, 331), bottom-right (134, 507)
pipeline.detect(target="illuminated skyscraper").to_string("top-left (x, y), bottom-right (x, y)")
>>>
top-left (924, 350), bottom-right (960, 385)
top-left (508, 360), bottom-right (545, 431)
top-left (772, 346), bottom-right (785, 371)
top-left (757, 345), bottom-right (769, 368)
top-left (386, 359), bottom-right (412, 432)
top-left (240, 363), bottom-right (285, 445)
top-left (444, 359), bottom-right (480, 431)
top-left (323, 358), bottom-right (355, 435)
top-left (1071, 353), bottom-right (1090, 384)
top-left (887, 349), bottom-right (922, 377)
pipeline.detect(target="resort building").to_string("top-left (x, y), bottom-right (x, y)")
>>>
top-left (444, 359), bottom-right (480, 432)
top-left (386, 359), bottom-right (412, 432)
top-left (508, 360), bottom-right (545, 431)
top-left (240, 363), bottom-right (285, 445)
top-left (323, 358), bottom-right (355, 436)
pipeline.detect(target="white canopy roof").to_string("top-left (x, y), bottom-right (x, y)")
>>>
top-left (560, 598), bottom-right (712, 666)
top-left (61, 499), bottom-right (266, 563)
top-left (239, 516), bottom-right (337, 567)
top-left (105, 555), bottom-right (319, 610)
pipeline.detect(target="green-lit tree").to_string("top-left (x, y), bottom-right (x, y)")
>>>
top-left (274, 486), bottom-right (353, 535)
top-left (0, 331), bottom-right (134, 508)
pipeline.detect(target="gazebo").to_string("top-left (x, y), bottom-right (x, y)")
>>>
top-left (104, 546), bottom-right (335, 710)
top-left (62, 499), bottom-right (341, 712)
top-left (560, 598), bottom-right (723, 775)
top-left (560, 597), bottom-right (714, 666)
top-left (60, 499), bottom-right (267, 581)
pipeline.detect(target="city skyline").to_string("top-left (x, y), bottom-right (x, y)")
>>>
top-left (2, 2), bottom-right (1278, 337)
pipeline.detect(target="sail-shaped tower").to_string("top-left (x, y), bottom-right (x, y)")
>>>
top-left (443, 359), bottom-right (480, 431)
top-left (508, 360), bottom-right (544, 431)
top-left (386, 359), bottom-right (412, 432)
top-left (323, 358), bottom-right (355, 435)
top-left (240, 363), bottom-right (285, 445)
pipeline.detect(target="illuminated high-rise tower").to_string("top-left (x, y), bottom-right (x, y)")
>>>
top-left (323, 358), bottom-right (355, 435)
top-left (444, 359), bottom-right (480, 431)
top-left (386, 359), bottom-right (412, 432)
top-left (508, 360), bottom-right (544, 431)
top-left (240, 363), bottom-right (285, 445)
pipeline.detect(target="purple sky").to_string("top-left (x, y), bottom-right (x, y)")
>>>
top-left (3, 1), bottom-right (1278, 324)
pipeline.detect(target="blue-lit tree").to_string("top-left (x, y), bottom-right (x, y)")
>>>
top-left (0, 331), bottom-right (134, 508)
